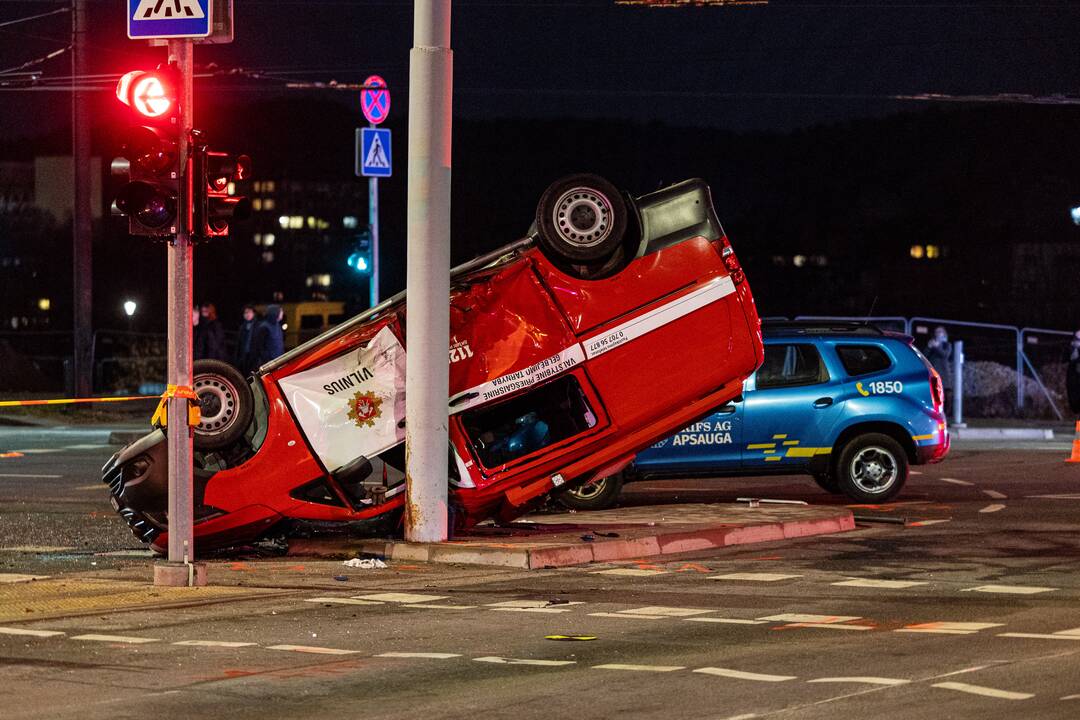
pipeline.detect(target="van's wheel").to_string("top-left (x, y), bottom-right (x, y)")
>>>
top-left (192, 359), bottom-right (254, 451)
top-left (535, 174), bottom-right (628, 267)
top-left (834, 433), bottom-right (908, 503)
top-left (558, 473), bottom-right (623, 511)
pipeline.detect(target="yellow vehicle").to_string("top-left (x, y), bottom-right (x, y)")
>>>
top-left (259, 301), bottom-right (346, 349)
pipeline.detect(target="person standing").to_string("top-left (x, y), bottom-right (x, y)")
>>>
top-left (1067, 330), bottom-right (1080, 418)
top-left (253, 304), bottom-right (285, 366)
top-left (925, 326), bottom-right (953, 403)
top-left (233, 304), bottom-right (259, 374)
top-left (194, 303), bottom-right (227, 361)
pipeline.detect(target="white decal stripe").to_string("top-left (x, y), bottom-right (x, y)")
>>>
top-left (582, 276), bottom-right (736, 360)
top-left (449, 345), bottom-right (586, 414)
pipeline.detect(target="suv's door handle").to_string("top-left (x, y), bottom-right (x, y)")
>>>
top-left (717, 403), bottom-right (737, 415)
top-left (813, 397), bottom-right (834, 408)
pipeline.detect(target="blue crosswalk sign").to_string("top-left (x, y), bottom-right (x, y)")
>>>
top-left (358, 128), bottom-right (392, 178)
top-left (128, 0), bottom-right (212, 40)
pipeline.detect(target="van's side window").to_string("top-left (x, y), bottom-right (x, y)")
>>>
top-left (837, 345), bottom-right (892, 377)
top-left (462, 376), bottom-right (598, 468)
top-left (755, 344), bottom-right (829, 389)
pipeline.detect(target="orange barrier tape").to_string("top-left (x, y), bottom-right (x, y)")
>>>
top-left (0, 395), bottom-right (158, 408)
top-left (150, 384), bottom-right (202, 429)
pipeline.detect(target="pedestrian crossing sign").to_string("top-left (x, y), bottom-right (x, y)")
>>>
top-left (358, 128), bottom-right (392, 178)
top-left (128, 0), bottom-right (212, 39)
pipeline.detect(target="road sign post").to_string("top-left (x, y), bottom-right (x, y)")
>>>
top-left (128, 0), bottom-right (212, 40)
top-left (360, 76), bottom-right (390, 310)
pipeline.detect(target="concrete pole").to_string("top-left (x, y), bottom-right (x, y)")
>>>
top-left (369, 173), bottom-right (380, 307)
top-left (71, 0), bottom-right (93, 397)
top-left (952, 340), bottom-right (965, 427)
top-left (404, 0), bottom-right (452, 542)
top-left (155, 39), bottom-right (203, 586)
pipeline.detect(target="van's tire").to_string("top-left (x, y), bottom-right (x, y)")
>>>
top-left (192, 360), bottom-right (254, 451)
top-left (535, 174), bottom-right (628, 266)
top-left (812, 472), bottom-right (843, 494)
top-left (558, 473), bottom-right (623, 511)
top-left (834, 433), bottom-right (908, 503)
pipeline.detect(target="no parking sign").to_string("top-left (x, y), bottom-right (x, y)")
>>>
top-left (362, 75), bottom-right (390, 125)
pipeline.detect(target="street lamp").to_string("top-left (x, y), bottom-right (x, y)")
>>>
top-left (1070, 205), bottom-right (1080, 226)
top-left (123, 300), bottom-right (137, 317)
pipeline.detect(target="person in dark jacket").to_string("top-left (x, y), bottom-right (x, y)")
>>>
top-left (253, 304), bottom-right (285, 366)
top-left (233, 304), bottom-right (259, 374)
top-left (1067, 330), bottom-right (1080, 417)
top-left (925, 326), bottom-right (953, 407)
top-left (194, 303), bottom-right (227, 361)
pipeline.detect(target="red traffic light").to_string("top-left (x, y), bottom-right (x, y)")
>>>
top-left (116, 69), bottom-right (177, 119)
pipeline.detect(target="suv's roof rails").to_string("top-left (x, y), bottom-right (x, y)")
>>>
top-left (761, 320), bottom-right (885, 336)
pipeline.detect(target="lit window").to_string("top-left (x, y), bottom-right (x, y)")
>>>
top-left (305, 274), bottom-right (332, 288)
top-left (254, 234), bottom-right (263, 245)
top-left (792, 255), bottom-right (807, 268)
top-left (37, 298), bottom-right (50, 311)
top-left (263, 198), bottom-right (275, 210)
top-left (261, 251), bottom-right (274, 263)
top-left (263, 233), bottom-right (275, 247)
top-left (306, 216), bottom-right (317, 229)
top-left (926, 244), bottom-right (940, 259)
top-left (771, 255), bottom-right (787, 266)
top-left (278, 215), bottom-right (290, 229)
top-left (319, 273), bottom-right (332, 287)
top-left (254, 181), bottom-right (263, 193)
top-left (910, 245), bottom-right (924, 259)
top-left (343, 216), bottom-right (358, 229)
top-left (811, 254), bottom-right (828, 267)
top-left (253, 198), bottom-right (263, 211)
top-left (265, 181), bottom-right (275, 192)
top-left (227, 182), bottom-right (236, 196)
top-left (317, 219), bottom-right (330, 230)
top-left (289, 216), bottom-right (303, 229)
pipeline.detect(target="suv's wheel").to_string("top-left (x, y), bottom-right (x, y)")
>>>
top-left (812, 472), bottom-right (843, 494)
top-left (558, 473), bottom-right (624, 511)
top-left (535, 174), bottom-right (628, 267)
top-left (834, 433), bottom-right (908, 502)
top-left (192, 359), bottom-right (254, 451)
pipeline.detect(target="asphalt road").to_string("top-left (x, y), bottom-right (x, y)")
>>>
top-left (1, 426), bottom-right (1080, 719)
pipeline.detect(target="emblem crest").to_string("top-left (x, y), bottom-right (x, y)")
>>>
top-left (347, 390), bottom-right (382, 428)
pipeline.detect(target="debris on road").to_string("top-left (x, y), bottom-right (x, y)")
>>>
top-left (343, 557), bottom-right (388, 569)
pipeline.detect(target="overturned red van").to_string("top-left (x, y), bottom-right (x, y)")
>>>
top-left (103, 174), bottom-right (764, 551)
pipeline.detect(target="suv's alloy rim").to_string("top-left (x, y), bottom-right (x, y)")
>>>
top-left (849, 446), bottom-right (898, 493)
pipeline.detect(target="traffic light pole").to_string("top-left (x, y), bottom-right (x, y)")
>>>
top-left (71, 0), bottom-right (92, 398)
top-left (404, 0), bottom-right (452, 542)
top-left (155, 38), bottom-right (204, 587)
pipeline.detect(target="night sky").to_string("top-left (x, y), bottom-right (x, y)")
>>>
top-left (3, 0), bottom-right (1080, 140)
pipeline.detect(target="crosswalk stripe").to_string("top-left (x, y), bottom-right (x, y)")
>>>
top-left (173, 640), bottom-right (257, 647)
top-left (595, 663), bottom-right (684, 672)
top-left (932, 682), bottom-right (1033, 700)
top-left (474, 656), bottom-right (575, 666)
top-left (808, 676), bottom-right (910, 686)
top-left (377, 652), bottom-right (461, 659)
top-left (832, 579), bottom-right (928, 589)
top-left (266, 644), bottom-right (360, 655)
top-left (759, 614), bottom-right (860, 624)
top-left (71, 634), bottom-right (158, 644)
top-left (896, 622), bottom-right (1003, 635)
top-left (591, 568), bottom-right (667, 577)
top-left (686, 617), bottom-right (767, 625)
top-left (306, 597), bottom-right (384, 606)
top-left (353, 593), bottom-right (448, 603)
top-left (694, 667), bottom-right (796, 682)
top-left (709, 573), bottom-right (802, 582)
top-left (961, 585), bottom-right (1055, 595)
top-left (0, 627), bottom-right (64, 637)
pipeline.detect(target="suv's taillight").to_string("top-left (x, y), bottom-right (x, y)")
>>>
top-left (929, 368), bottom-right (944, 412)
top-left (719, 236), bottom-right (745, 284)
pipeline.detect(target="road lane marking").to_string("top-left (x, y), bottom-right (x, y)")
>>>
top-left (352, 593), bottom-right (448, 603)
top-left (11, 449), bottom-right (62, 455)
top-left (173, 640), bottom-right (257, 648)
top-left (267, 644), bottom-right (360, 655)
top-left (961, 585), bottom-right (1056, 595)
top-left (71, 634), bottom-right (159, 644)
top-left (832, 579), bottom-right (927, 589)
top-left (896, 622), bottom-right (1003, 635)
top-left (979, 504), bottom-right (1006, 513)
top-left (808, 676), bottom-right (910, 686)
top-left (694, 667), bottom-right (796, 682)
top-left (588, 612), bottom-right (665, 620)
top-left (0, 573), bottom-right (50, 583)
top-left (404, 604), bottom-right (477, 610)
top-left (982, 490), bottom-right (1007, 500)
top-left (62, 444), bottom-right (109, 450)
top-left (377, 652), bottom-right (461, 659)
top-left (759, 614), bottom-right (860, 624)
top-left (619, 606), bottom-right (713, 617)
top-left (932, 682), bottom-right (1033, 700)
top-left (782, 622), bottom-right (872, 631)
top-left (940, 478), bottom-right (974, 486)
top-left (998, 633), bottom-right (1080, 641)
top-left (1027, 494), bottom-right (1080, 500)
top-left (591, 568), bottom-right (667, 577)
top-left (709, 573), bottom-right (802, 582)
top-left (486, 600), bottom-right (583, 609)
top-left (686, 617), bottom-right (767, 625)
top-left (0, 627), bottom-right (64, 638)
top-left (1061, 694), bottom-right (1080, 700)
top-left (306, 597), bottom-right (385, 606)
top-left (595, 663), bottom-right (684, 672)
top-left (474, 656), bottom-right (575, 666)
top-left (0, 473), bottom-right (62, 478)
top-left (908, 519), bottom-right (951, 527)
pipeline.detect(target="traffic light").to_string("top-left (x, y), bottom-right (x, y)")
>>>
top-left (347, 229), bottom-right (372, 273)
top-left (190, 135), bottom-right (252, 240)
top-left (112, 66), bottom-right (181, 237)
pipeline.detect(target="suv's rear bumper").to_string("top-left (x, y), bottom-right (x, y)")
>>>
top-left (916, 430), bottom-right (950, 464)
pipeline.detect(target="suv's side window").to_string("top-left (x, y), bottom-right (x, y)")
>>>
top-left (756, 344), bottom-right (829, 390)
top-left (836, 344), bottom-right (892, 377)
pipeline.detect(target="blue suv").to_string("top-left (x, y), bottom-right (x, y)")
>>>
top-left (560, 322), bottom-right (950, 508)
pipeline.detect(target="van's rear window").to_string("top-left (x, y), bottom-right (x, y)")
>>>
top-left (462, 375), bottom-right (597, 468)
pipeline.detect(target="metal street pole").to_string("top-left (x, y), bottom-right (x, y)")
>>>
top-left (71, 0), bottom-right (92, 397)
top-left (404, 0), bottom-right (452, 542)
top-left (369, 169), bottom-right (380, 307)
top-left (155, 38), bottom-right (204, 587)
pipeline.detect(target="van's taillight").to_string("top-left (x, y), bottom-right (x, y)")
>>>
top-left (720, 237), bottom-right (745, 284)
top-left (929, 368), bottom-right (944, 412)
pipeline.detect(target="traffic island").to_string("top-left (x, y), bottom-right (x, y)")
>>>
top-left (287, 502), bottom-right (855, 569)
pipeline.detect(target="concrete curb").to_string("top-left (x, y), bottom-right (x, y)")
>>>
top-left (954, 427), bottom-right (1055, 440)
top-left (287, 506), bottom-right (855, 569)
